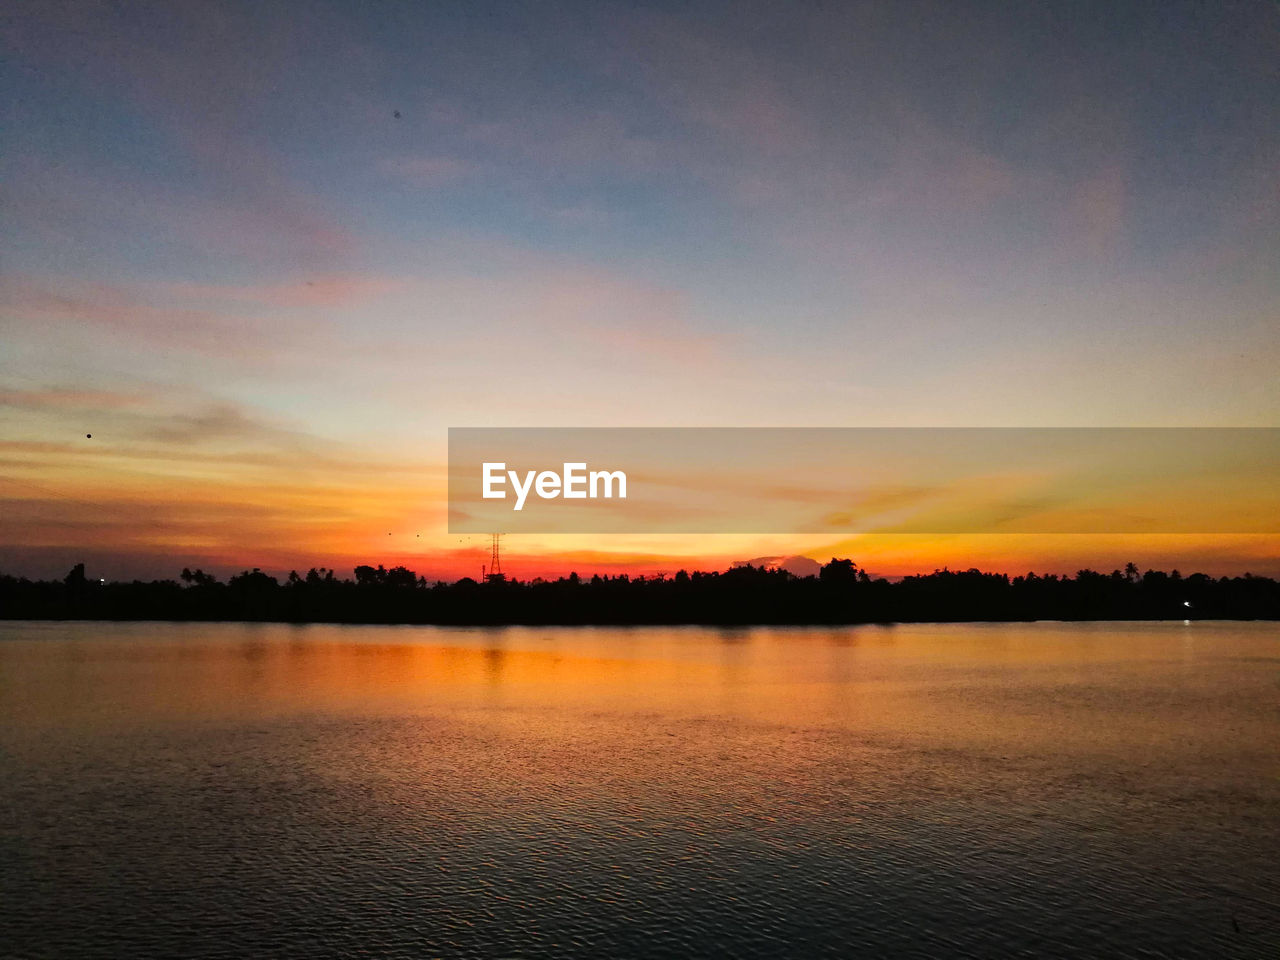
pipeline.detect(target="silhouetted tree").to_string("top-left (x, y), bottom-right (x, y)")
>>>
top-left (1, 561), bottom-right (1276, 625)
top-left (820, 558), bottom-right (858, 585)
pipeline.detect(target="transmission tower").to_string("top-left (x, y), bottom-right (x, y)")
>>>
top-left (485, 533), bottom-right (506, 583)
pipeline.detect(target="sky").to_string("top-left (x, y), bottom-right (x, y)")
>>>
top-left (2, 0), bottom-right (1278, 582)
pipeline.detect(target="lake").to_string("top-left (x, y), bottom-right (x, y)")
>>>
top-left (1, 620), bottom-right (1276, 958)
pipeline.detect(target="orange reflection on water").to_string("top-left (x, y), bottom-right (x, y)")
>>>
top-left (3, 621), bottom-right (1276, 778)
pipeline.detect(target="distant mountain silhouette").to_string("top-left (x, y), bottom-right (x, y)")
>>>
top-left (2, 561), bottom-right (1277, 624)
top-left (734, 555), bottom-right (823, 578)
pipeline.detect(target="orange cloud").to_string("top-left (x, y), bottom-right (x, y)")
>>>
top-left (0, 387), bottom-right (150, 411)
top-left (1, 275), bottom-right (287, 359)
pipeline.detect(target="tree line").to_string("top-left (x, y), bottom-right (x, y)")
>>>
top-left (1, 559), bottom-right (1277, 624)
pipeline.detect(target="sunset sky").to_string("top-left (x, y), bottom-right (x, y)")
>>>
top-left (2, 1), bottom-right (1278, 581)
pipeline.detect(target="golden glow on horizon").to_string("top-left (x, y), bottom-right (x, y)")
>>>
top-left (4, 405), bottom-right (1277, 581)
top-left (3, 435), bottom-right (1277, 583)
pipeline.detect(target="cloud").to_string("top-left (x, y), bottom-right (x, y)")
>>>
top-left (523, 269), bottom-right (720, 366)
top-left (0, 275), bottom-right (285, 360)
top-left (0, 378), bottom-right (447, 579)
top-left (600, 5), bottom-right (817, 158)
top-left (4, 158), bottom-right (352, 274)
top-left (0, 387), bottom-right (150, 411)
top-left (0, 373), bottom-right (453, 491)
top-left (133, 404), bottom-right (300, 447)
top-left (0, 272), bottom-right (397, 361)
top-left (340, 262), bottom-right (724, 375)
top-left (160, 275), bottom-right (401, 309)
top-left (3, 3), bottom-right (354, 273)
top-left (733, 554), bottom-right (822, 577)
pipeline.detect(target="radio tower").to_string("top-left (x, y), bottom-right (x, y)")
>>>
top-left (485, 533), bottom-right (506, 583)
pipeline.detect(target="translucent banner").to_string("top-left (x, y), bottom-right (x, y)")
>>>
top-left (448, 428), bottom-right (1280, 534)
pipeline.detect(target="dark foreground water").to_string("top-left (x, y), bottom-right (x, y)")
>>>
top-left (1, 621), bottom-right (1277, 959)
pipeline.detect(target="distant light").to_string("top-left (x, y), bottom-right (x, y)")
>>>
top-left (1183, 600), bottom-right (1192, 607)
top-left (99, 579), bottom-right (105, 584)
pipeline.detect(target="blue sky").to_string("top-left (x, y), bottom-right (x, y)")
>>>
top-left (2, 0), bottom-right (1277, 578)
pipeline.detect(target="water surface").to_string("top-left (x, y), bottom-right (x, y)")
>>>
top-left (1, 620), bottom-right (1277, 957)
